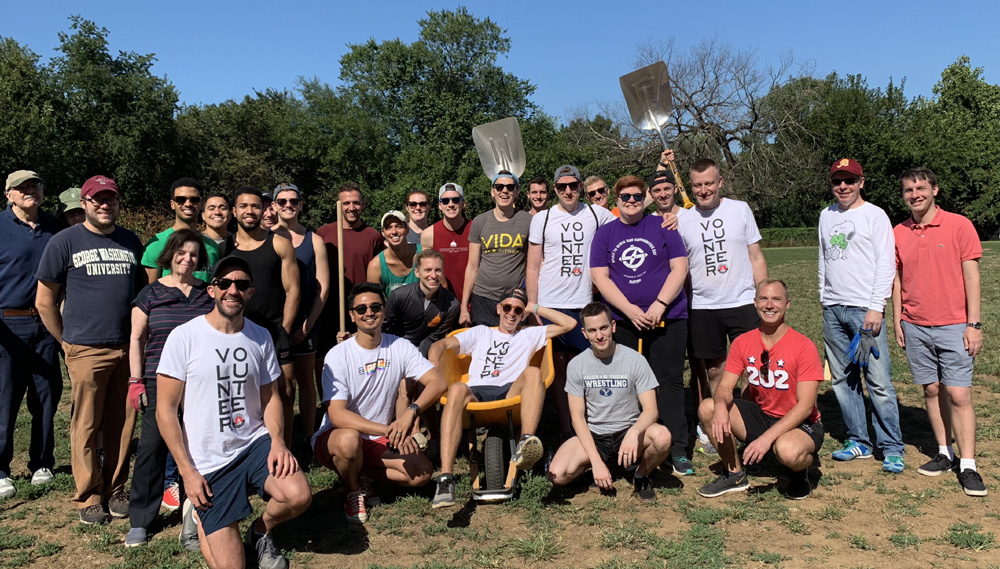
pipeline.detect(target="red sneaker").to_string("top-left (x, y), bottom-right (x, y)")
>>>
top-left (161, 482), bottom-right (181, 511)
top-left (344, 490), bottom-right (368, 523)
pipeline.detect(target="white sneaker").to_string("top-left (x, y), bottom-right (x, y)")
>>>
top-left (31, 468), bottom-right (54, 486)
top-left (0, 476), bottom-right (15, 498)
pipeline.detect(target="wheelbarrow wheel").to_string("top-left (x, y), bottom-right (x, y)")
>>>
top-left (484, 435), bottom-right (506, 490)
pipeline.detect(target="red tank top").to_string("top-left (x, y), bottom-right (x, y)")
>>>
top-left (433, 218), bottom-right (471, 303)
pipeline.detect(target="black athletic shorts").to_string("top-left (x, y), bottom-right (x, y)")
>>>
top-left (689, 304), bottom-right (760, 360)
top-left (254, 318), bottom-right (293, 365)
top-left (591, 428), bottom-right (639, 474)
top-left (470, 382), bottom-right (513, 403)
top-left (733, 398), bottom-right (824, 453)
top-left (470, 293), bottom-right (500, 327)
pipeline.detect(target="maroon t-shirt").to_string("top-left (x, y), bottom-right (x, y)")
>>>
top-left (316, 222), bottom-right (384, 291)
top-left (432, 218), bottom-right (471, 304)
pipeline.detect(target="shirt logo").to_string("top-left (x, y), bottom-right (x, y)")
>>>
top-left (599, 387), bottom-right (613, 397)
top-left (358, 358), bottom-right (389, 375)
top-left (619, 245), bottom-right (647, 270)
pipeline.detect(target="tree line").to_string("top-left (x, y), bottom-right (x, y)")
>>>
top-left (3, 10), bottom-right (998, 237)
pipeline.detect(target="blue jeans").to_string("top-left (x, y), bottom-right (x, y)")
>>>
top-left (822, 305), bottom-right (904, 456)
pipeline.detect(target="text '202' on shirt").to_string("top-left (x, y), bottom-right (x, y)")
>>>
top-left (724, 327), bottom-right (824, 423)
top-left (590, 214), bottom-right (688, 320)
top-left (35, 223), bottom-right (143, 345)
top-left (468, 209), bottom-right (532, 300)
top-left (529, 204), bottom-right (615, 309)
top-left (156, 315), bottom-right (281, 475)
top-left (312, 334), bottom-right (434, 445)
top-left (676, 198), bottom-right (762, 310)
top-left (457, 325), bottom-right (547, 389)
top-left (566, 345), bottom-right (658, 436)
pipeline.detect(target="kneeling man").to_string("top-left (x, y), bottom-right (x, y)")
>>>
top-left (157, 256), bottom-right (312, 569)
top-left (547, 302), bottom-right (672, 501)
top-left (429, 287), bottom-right (576, 508)
top-left (312, 282), bottom-right (445, 523)
top-left (698, 279), bottom-right (825, 500)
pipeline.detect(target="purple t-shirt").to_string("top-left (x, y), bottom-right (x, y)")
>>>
top-left (590, 214), bottom-right (688, 321)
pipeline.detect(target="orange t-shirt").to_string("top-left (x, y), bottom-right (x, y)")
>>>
top-left (894, 208), bottom-right (982, 326)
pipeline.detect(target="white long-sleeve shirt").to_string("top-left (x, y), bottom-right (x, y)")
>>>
top-left (817, 202), bottom-right (895, 311)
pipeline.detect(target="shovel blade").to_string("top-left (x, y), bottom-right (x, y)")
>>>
top-left (619, 61), bottom-right (674, 132)
top-left (472, 117), bottom-right (526, 180)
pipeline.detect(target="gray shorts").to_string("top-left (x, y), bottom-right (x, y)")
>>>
top-left (901, 321), bottom-right (973, 387)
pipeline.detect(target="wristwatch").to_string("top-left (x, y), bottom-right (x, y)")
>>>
top-left (407, 403), bottom-right (421, 414)
top-left (968, 322), bottom-right (982, 330)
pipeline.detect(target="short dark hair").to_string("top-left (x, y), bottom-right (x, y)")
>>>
top-left (899, 167), bottom-right (938, 189)
top-left (415, 248), bottom-right (444, 269)
top-left (234, 186), bottom-right (263, 203)
top-left (156, 228), bottom-right (209, 272)
top-left (691, 158), bottom-right (720, 174)
top-left (527, 175), bottom-right (550, 191)
top-left (170, 177), bottom-right (204, 197)
top-left (347, 282), bottom-right (386, 308)
top-left (580, 302), bottom-right (612, 323)
top-left (613, 175), bottom-right (647, 197)
top-left (339, 181), bottom-right (364, 202)
top-left (204, 191), bottom-right (231, 207)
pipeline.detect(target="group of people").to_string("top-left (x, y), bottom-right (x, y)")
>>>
top-left (0, 150), bottom-right (986, 568)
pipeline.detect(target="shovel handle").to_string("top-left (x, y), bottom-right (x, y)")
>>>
top-left (336, 200), bottom-right (346, 334)
top-left (653, 122), bottom-right (695, 209)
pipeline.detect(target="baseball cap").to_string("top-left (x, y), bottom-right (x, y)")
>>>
top-left (648, 170), bottom-right (676, 187)
top-left (272, 182), bottom-right (300, 197)
top-left (438, 183), bottom-right (464, 200)
top-left (5, 170), bottom-right (43, 191)
top-left (830, 158), bottom-right (863, 178)
top-left (498, 286), bottom-right (527, 305)
top-left (81, 175), bottom-right (119, 198)
top-left (381, 210), bottom-right (407, 227)
top-left (261, 192), bottom-right (273, 202)
top-left (553, 165), bottom-right (582, 183)
top-left (212, 255), bottom-right (254, 282)
top-left (60, 188), bottom-right (82, 211)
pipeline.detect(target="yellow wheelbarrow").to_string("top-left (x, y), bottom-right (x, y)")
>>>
top-left (438, 328), bottom-right (554, 502)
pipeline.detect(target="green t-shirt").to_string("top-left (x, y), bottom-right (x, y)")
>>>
top-left (140, 227), bottom-right (221, 282)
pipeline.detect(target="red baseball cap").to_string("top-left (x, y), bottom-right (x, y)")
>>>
top-left (830, 158), bottom-right (863, 178)
top-left (81, 175), bottom-right (119, 198)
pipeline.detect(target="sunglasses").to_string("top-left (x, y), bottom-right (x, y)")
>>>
top-left (831, 177), bottom-right (860, 186)
top-left (275, 198), bottom-right (300, 207)
top-left (84, 196), bottom-right (120, 207)
top-left (439, 197), bottom-right (462, 205)
top-left (618, 192), bottom-right (643, 203)
top-left (493, 183), bottom-right (517, 192)
top-left (555, 181), bottom-right (582, 192)
top-left (172, 195), bottom-right (202, 205)
top-left (352, 302), bottom-right (384, 315)
top-left (212, 278), bottom-right (252, 291)
top-left (759, 349), bottom-right (770, 379)
top-left (500, 303), bottom-right (525, 316)
top-left (587, 187), bottom-right (607, 198)
top-left (407, 201), bottom-right (429, 208)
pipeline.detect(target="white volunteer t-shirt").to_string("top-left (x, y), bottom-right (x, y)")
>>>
top-left (529, 203), bottom-right (616, 308)
top-left (458, 325), bottom-right (548, 388)
top-left (677, 198), bottom-right (762, 309)
top-left (312, 334), bottom-right (434, 444)
top-left (157, 316), bottom-right (280, 475)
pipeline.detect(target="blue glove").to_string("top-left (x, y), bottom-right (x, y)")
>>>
top-left (848, 328), bottom-right (880, 368)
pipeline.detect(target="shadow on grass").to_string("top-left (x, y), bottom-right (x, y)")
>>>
top-left (278, 486), bottom-right (369, 555)
top-left (816, 390), bottom-right (935, 457)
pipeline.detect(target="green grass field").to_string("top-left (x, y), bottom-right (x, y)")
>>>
top-left (1, 242), bottom-right (998, 568)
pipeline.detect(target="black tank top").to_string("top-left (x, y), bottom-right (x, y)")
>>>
top-left (223, 232), bottom-right (285, 327)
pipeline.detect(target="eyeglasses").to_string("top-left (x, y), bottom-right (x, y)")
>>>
top-left (352, 302), bottom-right (384, 315)
top-left (587, 187), bottom-right (607, 198)
top-left (172, 195), bottom-right (202, 205)
top-left (439, 197), bottom-right (462, 205)
top-left (618, 192), bottom-right (643, 203)
top-left (759, 349), bottom-right (770, 379)
top-left (84, 195), bottom-right (120, 207)
top-left (407, 201), bottom-right (428, 208)
top-left (275, 198), bottom-right (300, 207)
top-left (493, 183), bottom-right (517, 192)
top-left (831, 177), bottom-right (860, 186)
top-left (212, 278), bottom-right (252, 291)
top-left (500, 303), bottom-right (525, 316)
top-left (555, 181), bottom-right (582, 192)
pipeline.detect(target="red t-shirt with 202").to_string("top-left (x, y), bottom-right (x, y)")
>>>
top-left (725, 327), bottom-right (824, 423)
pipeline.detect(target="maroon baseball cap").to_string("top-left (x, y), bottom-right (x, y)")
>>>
top-left (81, 175), bottom-right (119, 198)
top-left (830, 158), bottom-right (863, 178)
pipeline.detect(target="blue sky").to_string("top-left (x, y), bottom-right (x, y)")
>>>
top-left (4, 1), bottom-right (999, 123)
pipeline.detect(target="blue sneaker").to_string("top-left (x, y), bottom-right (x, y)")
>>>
top-left (831, 441), bottom-right (873, 461)
top-left (671, 455), bottom-right (695, 476)
top-left (882, 455), bottom-right (905, 473)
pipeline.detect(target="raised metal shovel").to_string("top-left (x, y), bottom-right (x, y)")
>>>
top-left (472, 117), bottom-right (526, 181)
top-left (620, 61), bottom-right (694, 208)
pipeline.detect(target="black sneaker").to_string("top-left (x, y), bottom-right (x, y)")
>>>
top-left (79, 504), bottom-right (109, 525)
top-left (633, 475), bottom-right (656, 502)
top-left (698, 470), bottom-right (750, 498)
top-left (246, 518), bottom-right (288, 569)
top-left (917, 454), bottom-right (957, 477)
top-left (784, 471), bottom-right (811, 500)
top-left (108, 491), bottom-right (129, 518)
top-left (512, 435), bottom-right (543, 470)
top-left (958, 469), bottom-right (988, 497)
top-left (431, 474), bottom-right (456, 509)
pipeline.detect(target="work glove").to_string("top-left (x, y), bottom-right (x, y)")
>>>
top-left (128, 378), bottom-right (148, 413)
top-left (847, 327), bottom-right (880, 368)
